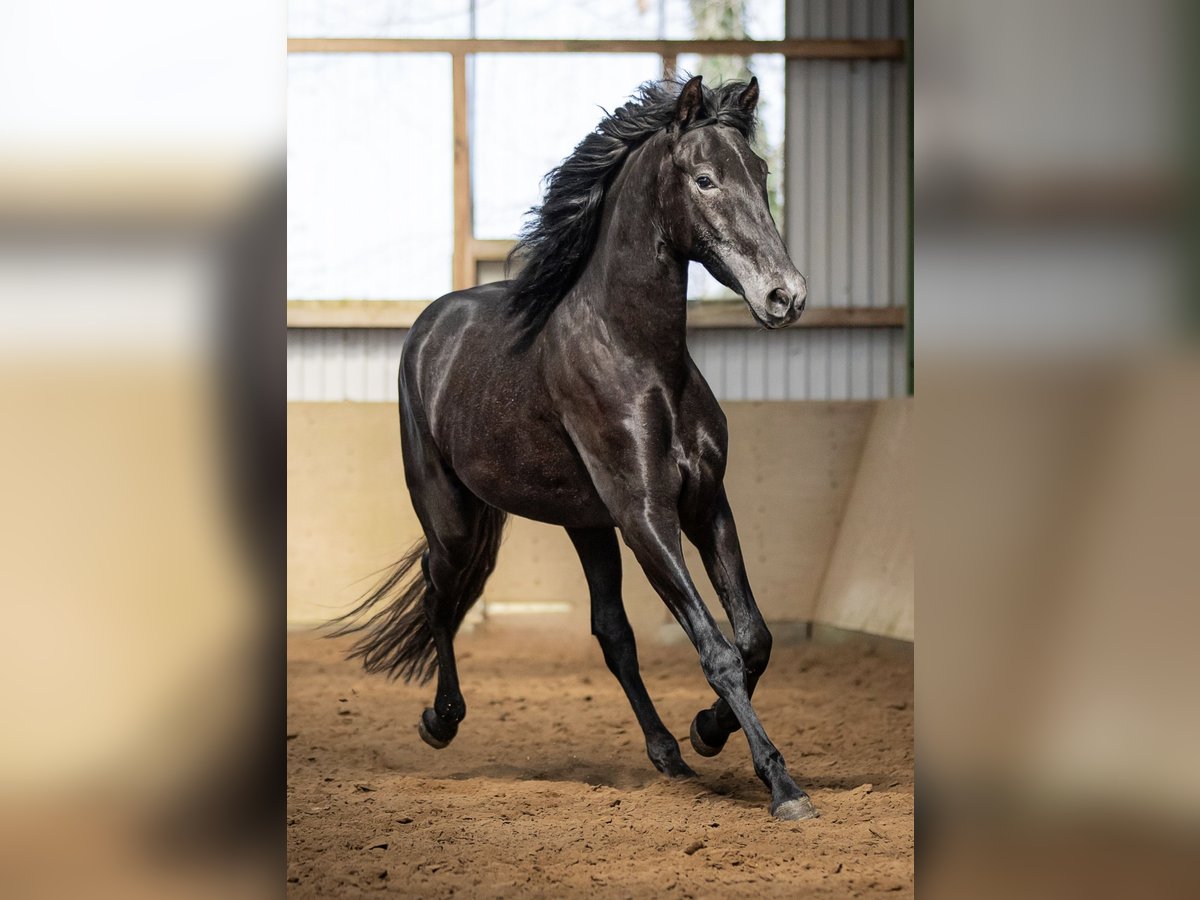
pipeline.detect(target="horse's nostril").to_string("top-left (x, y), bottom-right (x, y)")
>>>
top-left (767, 288), bottom-right (792, 310)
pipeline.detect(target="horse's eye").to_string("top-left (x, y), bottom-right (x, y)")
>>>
top-left (695, 175), bottom-right (716, 190)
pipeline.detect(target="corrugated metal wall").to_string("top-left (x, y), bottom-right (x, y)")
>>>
top-left (286, 327), bottom-right (905, 403)
top-left (287, 0), bottom-right (909, 403)
top-left (777, 0), bottom-right (910, 401)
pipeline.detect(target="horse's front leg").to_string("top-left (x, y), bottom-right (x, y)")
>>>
top-left (682, 485), bottom-right (773, 758)
top-left (617, 501), bottom-right (817, 820)
top-left (567, 526), bottom-right (695, 779)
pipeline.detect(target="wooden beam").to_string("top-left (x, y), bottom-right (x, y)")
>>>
top-left (287, 300), bottom-right (432, 328)
top-left (451, 52), bottom-right (472, 291)
top-left (662, 53), bottom-right (678, 80)
top-left (288, 38), bottom-right (904, 60)
top-left (687, 303), bottom-right (908, 329)
top-left (287, 300), bottom-right (908, 330)
top-left (470, 238), bottom-right (516, 262)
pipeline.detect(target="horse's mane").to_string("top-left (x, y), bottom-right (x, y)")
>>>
top-left (505, 77), bottom-right (758, 343)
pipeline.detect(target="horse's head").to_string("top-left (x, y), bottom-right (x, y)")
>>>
top-left (661, 76), bottom-right (807, 329)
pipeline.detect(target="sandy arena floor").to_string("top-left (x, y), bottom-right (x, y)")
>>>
top-left (287, 626), bottom-right (913, 898)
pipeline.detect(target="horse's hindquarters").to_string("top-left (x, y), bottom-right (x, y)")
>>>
top-left (403, 290), bottom-right (613, 529)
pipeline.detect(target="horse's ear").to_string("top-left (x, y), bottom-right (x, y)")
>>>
top-left (675, 75), bottom-right (705, 128)
top-left (738, 76), bottom-right (759, 114)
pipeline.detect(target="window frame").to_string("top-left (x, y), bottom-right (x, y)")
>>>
top-left (286, 36), bottom-right (905, 329)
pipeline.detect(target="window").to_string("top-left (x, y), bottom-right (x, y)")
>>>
top-left (289, 0), bottom-right (472, 39)
top-left (287, 54), bottom-right (453, 299)
top-left (471, 54), bottom-right (662, 241)
top-left (287, 0), bottom-right (795, 301)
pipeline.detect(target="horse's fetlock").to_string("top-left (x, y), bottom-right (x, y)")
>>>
top-left (646, 732), bottom-right (680, 756)
top-left (754, 748), bottom-right (788, 780)
top-left (436, 697), bottom-right (466, 724)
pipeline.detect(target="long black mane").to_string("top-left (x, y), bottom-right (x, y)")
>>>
top-left (505, 77), bottom-right (758, 342)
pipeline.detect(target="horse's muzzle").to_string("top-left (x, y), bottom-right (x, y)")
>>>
top-left (759, 286), bottom-right (806, 328)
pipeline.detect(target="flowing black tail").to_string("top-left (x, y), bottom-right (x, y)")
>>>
top-left (327, 507), bottom-right (506, 684)
top-left (326, 540), bottom-right (438, 683)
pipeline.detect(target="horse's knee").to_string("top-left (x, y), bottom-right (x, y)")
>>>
top-left (700, 639), bottom-right (747, 695)
top-left (738, 624), bottom-right (773, 678)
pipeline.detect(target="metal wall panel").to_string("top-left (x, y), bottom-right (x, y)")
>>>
top-left (783, 0), bottom-right (909, 401)
top-left (287, 327), bottom-right (903, 403)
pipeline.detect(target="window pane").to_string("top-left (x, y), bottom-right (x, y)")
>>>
top-left (289, 1), bottom-right (471, 38)
top-left (288, 54), bottom-right (453, 299)
top-left (663, 0), bottom-right (785, 40)
top-left (476, 1), bottom-right (661, 39)
top-left (471, 54), bottom-right (662, 240)
top-left (289, 0), bottom-right (783, 40)
top-left (676, 53), bottom-right (786, 298)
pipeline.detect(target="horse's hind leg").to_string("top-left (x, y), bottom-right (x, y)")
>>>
top-left (410, 468), bottom-right (506, 749)
top-left (567, 527), bottom-right (695, 779)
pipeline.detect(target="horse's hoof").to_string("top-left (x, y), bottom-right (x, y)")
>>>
top-left (689, 713), bottom-right (726, 758)
top-left (417, 709), bottom-right (452, 749)
top-left (417, 718), bottom-right (449, 749)
top-left (772, 795), bottom-right (819, 821)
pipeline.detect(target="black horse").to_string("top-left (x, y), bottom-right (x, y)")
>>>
top-left (333, 76), bottom-right (814, 820)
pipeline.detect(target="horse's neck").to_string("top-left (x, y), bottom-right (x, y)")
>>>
top-left (567, 141), bottom-right (689, 362)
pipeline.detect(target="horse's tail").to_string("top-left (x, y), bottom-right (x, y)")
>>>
top-left (326, 539), bottom-right (437, 684)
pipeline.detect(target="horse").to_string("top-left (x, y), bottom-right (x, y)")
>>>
top-left (332, 75), bottom-right (814, 820)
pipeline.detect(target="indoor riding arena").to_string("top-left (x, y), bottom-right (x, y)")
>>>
top-left (288, 2), bottom-right (912, 897)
